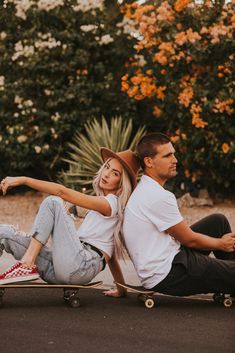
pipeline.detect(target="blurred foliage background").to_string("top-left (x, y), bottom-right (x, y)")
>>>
top-left (0, 0), bottom-right (234, 196)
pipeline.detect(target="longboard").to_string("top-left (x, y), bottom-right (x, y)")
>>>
top-left (115, 282), bottom-right (233, 309)
top-left (0, 281), bottom-right (103, 308)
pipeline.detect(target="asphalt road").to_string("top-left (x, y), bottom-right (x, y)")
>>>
top-left (1, 287), bottom-right (234, 353)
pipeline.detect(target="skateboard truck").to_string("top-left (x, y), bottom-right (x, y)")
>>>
top-left (213, 293), bottom-right (233, 308)
top-left (115, 281), bottom-right (156, 309)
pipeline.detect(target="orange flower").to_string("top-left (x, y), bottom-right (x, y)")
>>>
top-left (156, 86), bottom-right (166, 100)
top-left (156, 1), bottom-right (175, 22)
top-left (221, 143), bottom-right (230, 154)
top-left (192, 116), bottom-right (208, 128)
top-left (154, 51), bottom-right (168, 66)
top-left (186, 28), bottom-right (201, 43)
top-left (127, 86), bottom-right (139, 97)
top-left (159, 42), bottom-right (175, 55)
top-left (161, 69), bottom-right (167, 75)
top-left (131, 76), bottom-right (142, 85)
top-left (121, 74), bottom-right (128, 81)
top-left (191, 172), bottom-right (197, 183)
top-left (174, 0), bottom-right (190, 13)
top-left (213, 99), bottom-right (234, 115)
top-left (134, 94), bottom-right (145, 100)
top-left (121, 81), bottom-right (129, 92)
top-left (140, 82), bottom-right (156, 97)
top-left (178, 86), bottom-right (194, 107)
top-left (190, 103), bottom-right (208, 128)
top-left (153, 106), bottom-right (162, 117)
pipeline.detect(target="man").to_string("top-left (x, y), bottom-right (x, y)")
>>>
top-left (123, 132), bottom-right (235, 296)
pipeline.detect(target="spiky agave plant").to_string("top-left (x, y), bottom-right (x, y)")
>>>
top-left (60, 116), bottom-right (146, 194)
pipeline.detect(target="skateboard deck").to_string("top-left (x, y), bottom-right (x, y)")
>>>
top-left (0, 280), bottom-right (103, 308)
top-left (115, 282), bottom-right (233, 309)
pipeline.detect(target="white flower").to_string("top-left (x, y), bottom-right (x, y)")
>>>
top-left (44, 89), bottom-right (52, 96)
top-left (25, 99), bottom-right (33, 107)
top-left (7, 127), bottom-right (14, 135)
top-left (0, 76), bottom-right (5, 86)
top-left (17, 135), bottom-right (28, 143)
top-left (134, 54), bottom-right (147, 67)
top-left (51, 128), bottom-right (58, 139)
top-left (35, 33), bottom-right (61, 51)
top-left (73, 0), bottom-right (104, 12)
top-left (80, 24), bottom-right (97, 33)
top-left (44, 144), bottom-right (49, 150)
top-left (0, 32), bottom-right (7, 40)
top-left (117, 17), bottom-right (137, 35)
top-left (14, 95), bottom-right (22, 104)
top-left (99, 34), bottom-right (114, 45)
top-left (7, 0), bottom-right (33, 20)
top-left (37, 0), bottom-right (64, 11)
top-left (12, 41), bottom-right (35, 61)
top-left (51, 112), bottom-right (61, 122)
top-left (34, 145), bottom-right (42, 154)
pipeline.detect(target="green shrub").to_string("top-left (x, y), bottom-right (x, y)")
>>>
top-left (121, 0), bottom-right (235, 194)
top-left (60, 115), bottom-right (146, 193)
top-left (0, 0), bottom-right (137, 179)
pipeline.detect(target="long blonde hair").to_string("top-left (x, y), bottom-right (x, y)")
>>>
top-left (93, 158), bottom-right (132, 259)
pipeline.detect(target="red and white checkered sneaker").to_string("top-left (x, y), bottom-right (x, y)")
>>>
top-left (0, 261), bottom-right (39, 284)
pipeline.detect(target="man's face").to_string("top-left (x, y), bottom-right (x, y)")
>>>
top-left (144, 142), bottom-right (177, 185)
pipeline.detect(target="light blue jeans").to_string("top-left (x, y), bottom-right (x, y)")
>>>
top-left (0, 196), bottom-right (104, 284)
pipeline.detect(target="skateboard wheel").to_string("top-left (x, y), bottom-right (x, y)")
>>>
top-left (69, 297), bottom-right (81, 308)
top-left (145, 298), bottom-right (155, 309)
top-left (223, 298), bottom-right (232, 308)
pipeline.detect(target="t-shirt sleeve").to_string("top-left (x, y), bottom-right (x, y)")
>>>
top-left (146, 191), bottom-right (183, 232)
top-left (104, 194), bottom-right (118, 217)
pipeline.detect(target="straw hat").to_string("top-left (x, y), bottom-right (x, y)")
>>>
top-left (100, 148), bottom-right (140, 189)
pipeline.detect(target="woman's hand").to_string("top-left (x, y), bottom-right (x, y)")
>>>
top-left (0, 176), bottom-right (25, 195)
top-left (103, 288), bottom-right (127, 298)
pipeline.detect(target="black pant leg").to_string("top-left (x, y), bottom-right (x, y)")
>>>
top-left (190, 213), bottom-right (235, 260)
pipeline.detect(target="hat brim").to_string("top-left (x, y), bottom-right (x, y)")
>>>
top-left (100, 147), bottom-right (137, 189)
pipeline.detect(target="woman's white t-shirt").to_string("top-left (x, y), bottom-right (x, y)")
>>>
top-left (123, 175), bottom-right (182, 289)
top-left (77, 194), bottom-right (118, 258)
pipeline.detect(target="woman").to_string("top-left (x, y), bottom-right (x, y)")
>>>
top-left (0, 148), bottom-right (140, 297)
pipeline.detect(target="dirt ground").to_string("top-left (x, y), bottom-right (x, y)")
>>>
top-left (0, 192), bottom-right (234, 231)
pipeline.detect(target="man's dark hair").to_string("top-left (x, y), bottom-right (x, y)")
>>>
top-left (136, 132), bottom-right (171, 169)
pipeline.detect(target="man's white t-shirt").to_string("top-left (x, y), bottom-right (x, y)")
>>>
top-left (78, 194), bottom-right (118, 258)
top-left (123, 175), bottom-right (182, 289)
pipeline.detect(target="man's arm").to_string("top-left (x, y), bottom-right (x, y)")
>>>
top-left (168, 220), bottom-right (235, 252)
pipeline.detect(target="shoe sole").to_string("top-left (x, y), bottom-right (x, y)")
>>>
top-left (0, 274), bottom-right (40, 285)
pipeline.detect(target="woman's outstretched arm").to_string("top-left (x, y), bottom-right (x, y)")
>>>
top-left (0, 176), bottom-right (111, 216)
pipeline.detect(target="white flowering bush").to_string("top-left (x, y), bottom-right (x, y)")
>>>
top-left (0, 0), bottom-right (137, 179)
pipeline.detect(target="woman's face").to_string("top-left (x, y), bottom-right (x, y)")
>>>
top-left (99, 158), bottom-right (123, 195)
